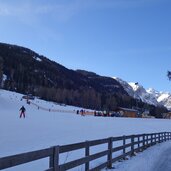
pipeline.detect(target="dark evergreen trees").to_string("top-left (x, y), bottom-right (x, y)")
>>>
top-left (0, 42), bottom-right (131, 111)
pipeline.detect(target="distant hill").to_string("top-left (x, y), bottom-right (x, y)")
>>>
top-left (0, 42), bottom-right (167, 115)
top-left (0, 42), bottom-right (132, 110)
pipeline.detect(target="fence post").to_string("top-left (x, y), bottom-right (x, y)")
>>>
top-left (131, 135), bottom-right (135, 156)
top-left (137, 136), bottom-right (140, 152)
top-left (160, 133), bottom-right (162, 142)
top-left (123, 135), bottom-right (126, 159)
top-left (148, 134), bottom-right (150, 147)
top-left (150, 134), bottom-right (153, 146)
top-left (162, 133), bottom-right (164, 142)
top-left (167, 132), bottom-right (169, 141)
top-left (159, 133), bottom-right (161, 143)
top-left (143, 134), bottom-right (145, 150)
top-left (154, 133), bottom-right (157, 144)
top-left (146, 134), bottom-right (148, 147)
top-left (49, 146), bottom-right (59, 171)
top-left (164, 132), bottom-right (166, 141)
top-left (85, 141), bottom-right (90, 171)
top-left (107, 137), bottom-right (113, 169)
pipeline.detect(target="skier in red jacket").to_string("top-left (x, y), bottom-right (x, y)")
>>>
top-left (19, 106), bottom-right (26, 118)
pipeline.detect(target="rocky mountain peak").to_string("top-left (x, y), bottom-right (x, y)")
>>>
top-left (114, 77), bottom-right (171, 110)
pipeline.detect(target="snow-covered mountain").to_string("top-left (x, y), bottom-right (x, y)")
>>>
top-left (129, 82), bottom-right (159, 106)
top-left (146, 88), bottom-right (161, 99)
top-left (114, 77), bottom-right (171, 110)
top-left (157, 92), bottom-right (171, 110)
top-left (113, 77), bottom-right (135, 98)
top-left (145, 88), bottom-right (171, 110)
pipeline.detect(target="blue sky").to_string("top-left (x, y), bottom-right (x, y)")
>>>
top-left (0, 0), bottom-right (171, 92)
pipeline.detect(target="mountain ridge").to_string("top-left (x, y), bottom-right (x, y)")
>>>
top-left (0, 42), bottom-right (133, 111)
top-left (0, 42), bottom-right (168, 116)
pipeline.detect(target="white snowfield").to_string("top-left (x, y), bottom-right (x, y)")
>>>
top-left (0, 89), bottom-right (171, 171)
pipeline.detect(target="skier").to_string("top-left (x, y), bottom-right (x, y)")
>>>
top-left (76, 110), bottom-right (79, 114)
top-left (19, 106), bottom-right (26, 118)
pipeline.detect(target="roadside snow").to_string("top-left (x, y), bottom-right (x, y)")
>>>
top-left (112, 141), bottom-right (171, 171)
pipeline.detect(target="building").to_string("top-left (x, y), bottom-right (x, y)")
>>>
top-left (115, 107), bottom-right (138, 118)
top-left (141, 109), bottom-right (150, 118)
top-left (163, 112), bottom-right (171, 119)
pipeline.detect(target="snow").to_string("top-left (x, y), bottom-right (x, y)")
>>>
top-left (128, 82), bottom-right (159, 106)
top-left (112, 141), bottom-right (171, 171)
top-left (33, 56), bottom-right (42, 62)
top-left (1, 74), bottom-right (7, 87)
top-left (113, 77), bottom-right (135, 98)
top-left (1, 89), bottom-right (171, 170)
top-left (2, 74), bottom-right (7, 81)
top-left (157, 93), bottom-right (170, 102)
top-left (128, 82), bottom-right (139, 91)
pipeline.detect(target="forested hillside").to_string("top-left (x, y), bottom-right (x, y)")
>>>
top-left (0, 43), bottom-right (167, 115)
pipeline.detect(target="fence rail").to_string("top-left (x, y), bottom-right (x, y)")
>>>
top-left (0, 132), bottom-right (171, 170)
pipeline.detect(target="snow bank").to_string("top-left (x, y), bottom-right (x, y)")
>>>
top-left (112, 141), bottom-right (171, 171)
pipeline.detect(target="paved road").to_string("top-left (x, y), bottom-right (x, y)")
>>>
top-left (152, 147), bottom-right (171, 171)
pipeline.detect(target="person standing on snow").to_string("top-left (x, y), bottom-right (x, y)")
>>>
top-left (19, 106), bottom-right (26, 118)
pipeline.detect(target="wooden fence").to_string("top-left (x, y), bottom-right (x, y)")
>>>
top-left (0, 132), bottom-right (171, 171)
